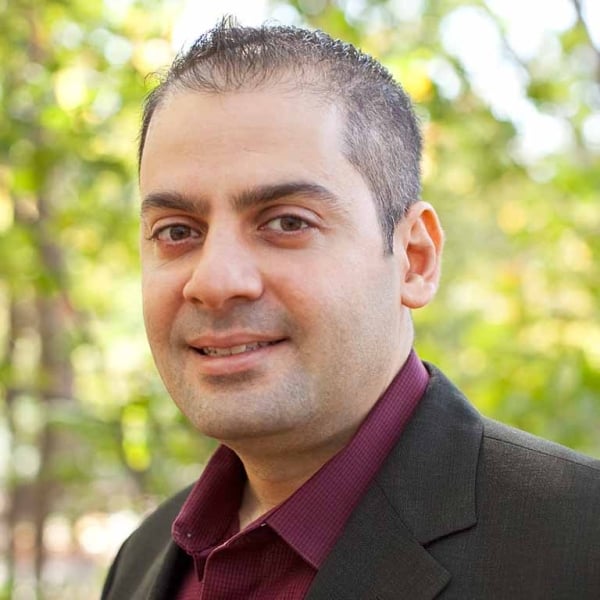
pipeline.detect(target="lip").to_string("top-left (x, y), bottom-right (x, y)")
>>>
top-left (186, 334), bottom-right (287, 377)
top-left (187, 333), bottom-right (284, 349)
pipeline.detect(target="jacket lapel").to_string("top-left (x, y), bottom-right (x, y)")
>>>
top-left (307, 365), bottom-right (483, 600)
top-left (305, 483), bottom-right (451, 600)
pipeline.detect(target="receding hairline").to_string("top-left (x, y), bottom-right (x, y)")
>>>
top-left (139, 67), bottom-right (361, 168)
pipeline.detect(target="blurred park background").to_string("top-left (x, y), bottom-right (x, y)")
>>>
top-left (1, 0), bottom-right (599, 598)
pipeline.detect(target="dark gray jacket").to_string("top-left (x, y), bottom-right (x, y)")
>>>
top-left (102, 365), bottom-right (600, 599)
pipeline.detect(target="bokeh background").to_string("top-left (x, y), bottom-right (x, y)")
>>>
top-left (1, 0), bottom-right (599, 598)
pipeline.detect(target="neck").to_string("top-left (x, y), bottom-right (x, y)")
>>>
top-left (233, 429), bottom-right (354, 529)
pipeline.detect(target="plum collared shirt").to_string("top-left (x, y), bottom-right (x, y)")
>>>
top-left (173, 350), bottom-right (429, 600)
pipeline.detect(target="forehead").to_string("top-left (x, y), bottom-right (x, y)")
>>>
top-left (144, 87), bottom-right (339, 152)
top-left (139, 87), bottom-right (362, 201)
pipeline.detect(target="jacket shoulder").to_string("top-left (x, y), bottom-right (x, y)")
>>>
top-left (481, 416), bottom-right (600, 478)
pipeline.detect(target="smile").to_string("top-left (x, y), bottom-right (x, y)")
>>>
top-left (197, 341), bottom-right (278, 357)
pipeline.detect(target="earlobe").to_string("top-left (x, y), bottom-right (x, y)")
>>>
top-left (394, 201), bottom-right (444, 309)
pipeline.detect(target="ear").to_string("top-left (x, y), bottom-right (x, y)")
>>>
top-left (393, 201), bottom-right (444, 309)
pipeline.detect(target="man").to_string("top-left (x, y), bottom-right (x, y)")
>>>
top-left (102, 20), bottom-right (600, 600)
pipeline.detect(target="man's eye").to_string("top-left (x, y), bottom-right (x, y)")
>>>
top-left (152, 224), bottom-right (199, 242)
top-left (264, 216), bottom-right (309, 232)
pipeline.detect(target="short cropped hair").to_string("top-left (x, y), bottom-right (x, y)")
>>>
top-left (139, 18), bottom-right (422, 253)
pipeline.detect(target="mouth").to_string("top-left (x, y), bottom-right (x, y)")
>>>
top-left (193, 340), bottom-right (284, 357)
top-left (187, 337), bottom-right (287, 377)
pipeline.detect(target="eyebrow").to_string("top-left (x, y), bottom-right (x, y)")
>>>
top-left (141, 181), bottom-right (350, 218)
top-left (140, 191), bottom-right (207, 215)
top-left (233, 181), bottom-right (348, 215)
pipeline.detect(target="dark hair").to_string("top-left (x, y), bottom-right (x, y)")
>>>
top-left (139, 18), bottom-right (422, 253)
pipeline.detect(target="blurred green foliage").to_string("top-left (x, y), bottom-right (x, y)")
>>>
top-left (0, 0), bottom-right (598, 597)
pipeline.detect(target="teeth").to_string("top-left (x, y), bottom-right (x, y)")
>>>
top-left (201, 342), bottom-right (272, 357)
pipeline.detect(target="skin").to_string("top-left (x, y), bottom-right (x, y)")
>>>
top-left (139, 86), bottom-right (443, 526)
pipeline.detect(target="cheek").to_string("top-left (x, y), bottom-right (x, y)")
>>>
top-left (267, 262), bottom-right (331, 308)
top-left (141, 268), bottom-right (185, 337)
top-left (327, 260), bottom-right (398, 327)
top-left (276, 272), bottom-right (353, 344)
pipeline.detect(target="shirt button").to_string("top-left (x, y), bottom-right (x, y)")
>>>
top-left (186, 532), bottom-right (192, 538)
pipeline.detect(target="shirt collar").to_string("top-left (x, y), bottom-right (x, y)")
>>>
top-left (172, 445), bottom-right (244, 553)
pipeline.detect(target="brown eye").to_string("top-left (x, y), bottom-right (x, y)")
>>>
top-left (168, 225), bottom-right (190, 240)
top-left (154, 225), bottom-right (199, 242)
top-left (264, 216), bottom-right (309, 232)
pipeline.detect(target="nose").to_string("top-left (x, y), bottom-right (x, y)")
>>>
top-left (182, 229), bottom-right (264, 310)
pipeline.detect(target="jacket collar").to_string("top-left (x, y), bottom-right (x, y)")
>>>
top-left (306, 364), bottom-right (483, 600)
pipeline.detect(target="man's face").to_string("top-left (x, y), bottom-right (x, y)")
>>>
top-left (139, 87), bottom-right (417, 452)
